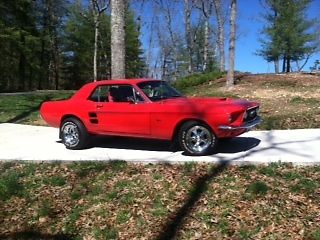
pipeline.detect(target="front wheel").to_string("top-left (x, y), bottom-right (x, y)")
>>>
top-left (60, 118), bottom-right (88, 150)
top-left (178, 121), bottom-right (217, 156)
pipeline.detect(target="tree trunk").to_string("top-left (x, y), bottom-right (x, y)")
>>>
top-left (93, 16), bottom-right (99, 81)
top-left (282, 56), bottom-right (286, 73)
top-left (19, 33), bottom-right (26, 91)
top-left (203, 18), bottom-right (209, 72)
top-left (184, 0), bottom-right (193, 73)
top-left (53, 31), bottom-right (60, 90)
top-left (90, 0), bottom-right (109, 81)
top-left (39, 38), bottom-right (45, 90)
top-left (226, 0), bottom-right (236, 88)
top-left (111, 0), bottom-right (126, 79)
top-left (286, 56), bottom-right (290, 73)
top-left (274, 58), bottom-right (279, 73)
top-left (298, 55), bottom-right (310, 72)
top-left (213, 0), bottom-right (225, 72)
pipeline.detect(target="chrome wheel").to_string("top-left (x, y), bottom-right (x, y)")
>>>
top-left (185, 125), bottom-right (213, 153)
top-left (179, 121), bottom-right (217, 156)
top-left (60, 118), bottom-right (88, 150)
top-left (62, 122), bottom-right (80, 148)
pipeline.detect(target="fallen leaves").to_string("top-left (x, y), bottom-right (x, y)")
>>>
top-left (0, 162), bottom-right (320, 239)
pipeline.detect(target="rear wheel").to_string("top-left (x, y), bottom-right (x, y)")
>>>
top-left (60, 118), bottom-right (88, 150)
top-left (178, 121), bottom-right (217, 156)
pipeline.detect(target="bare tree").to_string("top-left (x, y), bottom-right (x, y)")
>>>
top-left (226, 0), bottom-right (236, 88)
top-left (184, 0), bottom-right (193, 73)
top-left (90, 0), bottom-right (109, 81)
top-left (111, 0), bottom-right (126, 79)
top-left (213, 0), bottom-right (225, 72)
top-left (194, 0), bottom-right (213, 72)
top-left (155, 0), bottom-right (180, 79)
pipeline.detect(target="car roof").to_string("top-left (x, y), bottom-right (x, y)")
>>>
top-left (71, 78), bottom-right (160, 100)
top-left (87, 78), bottom-right (159, 87)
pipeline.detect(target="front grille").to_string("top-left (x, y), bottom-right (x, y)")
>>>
top-left (244, 107), bottom-right (259, 123)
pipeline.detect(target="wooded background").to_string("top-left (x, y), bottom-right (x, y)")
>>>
top-left (0, 0), bottom-right (318, 92)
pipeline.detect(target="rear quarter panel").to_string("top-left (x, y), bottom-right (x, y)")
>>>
top-left (40, 99), bottom-right (94, 129)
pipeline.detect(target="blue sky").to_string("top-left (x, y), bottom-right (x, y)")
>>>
top-left (136, 0), bottom-right (320, 74)
top-left (234, 0), bottom-right (319, 73)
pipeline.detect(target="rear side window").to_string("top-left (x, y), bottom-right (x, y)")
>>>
top-left (88, 86), bottom-right (109, 102)
top-left (88, 85), bottom-right (144, 103)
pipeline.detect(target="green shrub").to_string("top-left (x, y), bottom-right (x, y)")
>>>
top-left (172, 71), bottom-right (224, 90)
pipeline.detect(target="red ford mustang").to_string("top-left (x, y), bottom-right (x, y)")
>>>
top-left (40, 79), bottom-right (261, 156)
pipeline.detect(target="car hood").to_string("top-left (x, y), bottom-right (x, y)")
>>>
top-left (159, 97), bottom-right (258, 113)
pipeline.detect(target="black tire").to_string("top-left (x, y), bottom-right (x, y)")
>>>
top-left (60, 118), bottom-right (88, 150)
top-left (178, 121), bottom-right (217, 156)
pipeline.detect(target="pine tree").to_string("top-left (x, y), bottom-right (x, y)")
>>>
top-left (259, 0), bottom-right (316, 73)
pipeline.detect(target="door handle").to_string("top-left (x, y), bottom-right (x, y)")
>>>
top-left (96, 104), bottom-right (103, 108)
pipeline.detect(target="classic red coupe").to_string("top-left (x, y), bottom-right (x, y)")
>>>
top-left (40, 79), bottom-right (261, 156)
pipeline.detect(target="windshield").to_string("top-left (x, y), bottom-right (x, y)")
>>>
top-left (137, 81), bottom-right (183, 102)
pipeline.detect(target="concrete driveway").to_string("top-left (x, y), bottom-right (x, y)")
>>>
top-left (0, 123), bottom-right (319, 165)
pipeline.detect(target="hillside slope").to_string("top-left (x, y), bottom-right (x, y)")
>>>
top-left (182, 73), bottom-right (320, 130)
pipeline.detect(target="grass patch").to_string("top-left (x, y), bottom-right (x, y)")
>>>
top-left (0, 91), bottom-right (73, 124)
top-left (43, 175), bottom-right (66, 187)
top-left (0, 170), bottom-right (24, 201)
top-left (93, 226), bottom-right (118, 240)
top-left (259, 162), bottom-right (282, 177)
top-left (307, 228), bottom-right (320, 240)
top-left (151, 196), bottom-right (168, 217)
top-left (290, 178), bottom-right (318, 195)
top-left (64, 206), bottom-right (83, 234)
top-left (116, 210), bottom-right (131, 224)
top-left (38, 199), bottom-right (55, 217)
top-left (282, 171), bottom-right (302, 181)
top-left (246, 181), bottom-right (269, 196)
top-left (182, 162), bottom-right (196, 175)
top-left (71, 161), bottom-right (107, 178)
top-left (290, 96), bottom-right (319, 105)
top-left (261, 79), bottom-right (298, 88)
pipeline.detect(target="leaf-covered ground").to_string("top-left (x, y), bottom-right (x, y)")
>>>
top-left (1, 161), bottom-right (320, 240)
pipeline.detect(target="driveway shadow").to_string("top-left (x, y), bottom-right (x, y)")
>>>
top-left (216, 137), bottom-right (261, 154)
top-left (87, 136), bottom-right (173, 152)
top-left (69, 136), bottom-right (261, 154)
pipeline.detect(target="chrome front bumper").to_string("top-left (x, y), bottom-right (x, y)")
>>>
top-left (218, 117), bottom-right (262, 131)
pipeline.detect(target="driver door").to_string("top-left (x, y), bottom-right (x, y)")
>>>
top-left (88, 84), bottom-right (151, 135)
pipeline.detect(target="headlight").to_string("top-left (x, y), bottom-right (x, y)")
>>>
top-left (244, 107), bottom-right (259, 122)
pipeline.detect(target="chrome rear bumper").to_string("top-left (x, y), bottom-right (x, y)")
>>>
top-left (218, 117), bottom-right (262, 131)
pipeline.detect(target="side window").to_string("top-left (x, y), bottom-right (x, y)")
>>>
top-left (109, 85), bottom-right (144, 103)
top-left (89, 84), bottom-right (144, 103)
top-left (88, 86), bottom-right (109, 102)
